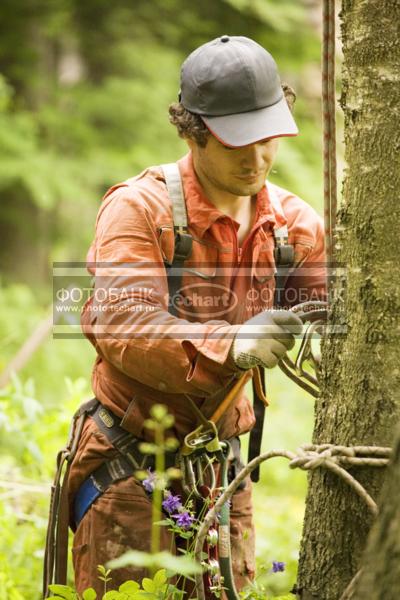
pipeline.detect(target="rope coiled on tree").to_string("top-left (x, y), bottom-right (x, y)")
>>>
top-left (194, 443), bottom-right (391, 600)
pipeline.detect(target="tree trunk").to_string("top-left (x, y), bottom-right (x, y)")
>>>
top-left (296, 1), bottom-right (400, 599)
top-left (351, 423), bottom-right (400, 599)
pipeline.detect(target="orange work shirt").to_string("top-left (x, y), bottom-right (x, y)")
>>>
top-left (81, 152), bottom-right (326, 442)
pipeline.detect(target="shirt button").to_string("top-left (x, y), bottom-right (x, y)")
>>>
top-left (158, 381), bottom-right (167, 392)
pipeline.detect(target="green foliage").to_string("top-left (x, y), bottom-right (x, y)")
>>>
top-left (48, 569), bottom-right (184, 600)
top-left (0, 0), bottom-right (324, 278)
top-left (107, 551), bottom-right (202, 576)
top-left (0, 283), bottom-right (95, 402)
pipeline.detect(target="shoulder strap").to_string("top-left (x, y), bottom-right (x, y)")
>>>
top-left (161, 163), bottom-right (193, 316)
top-left (249, 186), bottom-right (296, 481)
top-left (268, 185), bottom-right (295, 271)
top-left (268, 184), bottom-right (295, 308)
top-left (161, 162), bottom-right (188, 234)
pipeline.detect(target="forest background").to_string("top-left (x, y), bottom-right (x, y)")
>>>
top-left (0, 1), bottom-right (341, 598)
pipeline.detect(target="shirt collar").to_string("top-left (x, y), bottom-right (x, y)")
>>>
top-left (177, 152), bottom-right (284, 239)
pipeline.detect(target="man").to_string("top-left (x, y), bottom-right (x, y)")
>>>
top-left (70, 35), bottom-right (326, 595)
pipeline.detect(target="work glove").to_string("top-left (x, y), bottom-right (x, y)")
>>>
top-left (230, 310), bottom-right (303, 369)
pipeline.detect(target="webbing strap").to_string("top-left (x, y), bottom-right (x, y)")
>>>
top-left (249, 367), bottom-right (267, 482)
top-left (161, 163), bottom-right (193, 317)
top-left (268, 184), bottom-right (295, 308)
top-left (268, 185), bottom-right (290, 243)
top-left (73, 456), bottom-right (136, 528)
top-left (162, 163), bottom-right (188, 231)
top-left (73, 404), bottom-right (178, 529)
top-left (43, 398), bottom-right (99, 598)
top-left (248, 188), bottom-right (295, 479)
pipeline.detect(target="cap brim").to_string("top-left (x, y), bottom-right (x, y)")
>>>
top-left (201, 95), bottom-right (298, 148)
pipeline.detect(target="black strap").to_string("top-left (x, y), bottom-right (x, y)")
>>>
top-left (43, 398), bottom-right (99, 598)
top-left (248, 369), bottom-right (267, 482)
top-left (73, 456), bottom-right (142, 529)
top-left (273, 244), bottom-right (295, 308)
top-left (92, 403), bottom-right (177, 470)
top-left (165, 230), bottom-right (193, 317)
top-left (72, 403), bottom-right (179, 529)
top-left (247, 242), bottom-right (295, 480)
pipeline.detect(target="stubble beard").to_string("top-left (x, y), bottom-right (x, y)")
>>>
top-left (217, 176), bottom-right (266, 198)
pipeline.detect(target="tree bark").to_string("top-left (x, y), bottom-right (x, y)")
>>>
top-left (351, 423), bottom-right (400, 599)
top-left (296, 1), bottom-right (400, 599)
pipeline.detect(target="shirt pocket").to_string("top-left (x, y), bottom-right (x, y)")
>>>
top-left (180, 240), bottom-right (231, 321)
top-left (293, 239), bottom-right (314, 267)
top-left (252, 242), bottom-right (276, 284)
top-left (183, 238), bottom-right (218, 280)
top-left (246, 242), bottom-right (276, 312)
top-left (158, 229), bottom-right (218, 279)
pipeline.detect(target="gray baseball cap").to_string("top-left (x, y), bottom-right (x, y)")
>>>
top-left (180, 35), bottom-right (298, 147)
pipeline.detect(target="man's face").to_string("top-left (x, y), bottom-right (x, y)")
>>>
top-left (188, 134), bottom-right (279, 197)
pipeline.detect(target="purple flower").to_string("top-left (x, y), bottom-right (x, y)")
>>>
top-left (162, 494), bottom-right (182, 514)
top-left (271, 561), bottom-right (286, 573)
top-left (142, 469), bottom-right (156, 493)
top-left (173, 511), bottom-right (195, 530)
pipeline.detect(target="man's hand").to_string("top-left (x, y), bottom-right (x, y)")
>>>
top-left (230, 310), bottom-right (303, 369)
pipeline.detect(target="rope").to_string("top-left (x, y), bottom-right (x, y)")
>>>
top-left (322, 0), bottom-right (338, 297)
top-left (289, 444), bottom-right (390, 516)
top-left (338, 569), bottom-right (363, 600)
top-left (193, 443), bottom-right (391, 600)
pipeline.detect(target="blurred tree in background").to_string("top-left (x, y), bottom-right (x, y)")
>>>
top-left (0, 0), bottom-right (322, 285)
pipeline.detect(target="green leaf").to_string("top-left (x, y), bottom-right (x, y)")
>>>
top-left (107, 550), bottom-right (202, 575)
top-left (164, 437), bottom-right (179, 451)
top-left (139, 442), bottom-right (157, 454)
top-left (48, 584), bottom-right (77, 600)
top-left (102, 592), bottom-right (121, 600)
top-left (153, 519), bottom-right (172, 526)
top-left (141, 578), bottom-right (156, 593)
top-left (152, 569), bottom-right (167, 587)
top-left (82, 588), bottom-right (97, 600)
top-left (178, 531), bottom-right (194, 540)
top-left (97, 565), bottom-right (111, 577)
top-left (150, 404), bottom-right (168, 421)
top-left (166, 467), bottom-right (182, 480)
top-left (118, 581), bottom-right (140, 593)
top-left (161, 414), bottom-right (174, 428)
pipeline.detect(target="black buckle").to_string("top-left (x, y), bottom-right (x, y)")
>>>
top-left (174, 231), bottom-right (193, 261)
top-left (274, 244), bottom-right (294, 267)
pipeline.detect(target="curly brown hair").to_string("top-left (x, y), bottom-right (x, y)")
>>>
top-left (168, 83), bottom-right (296, 147)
